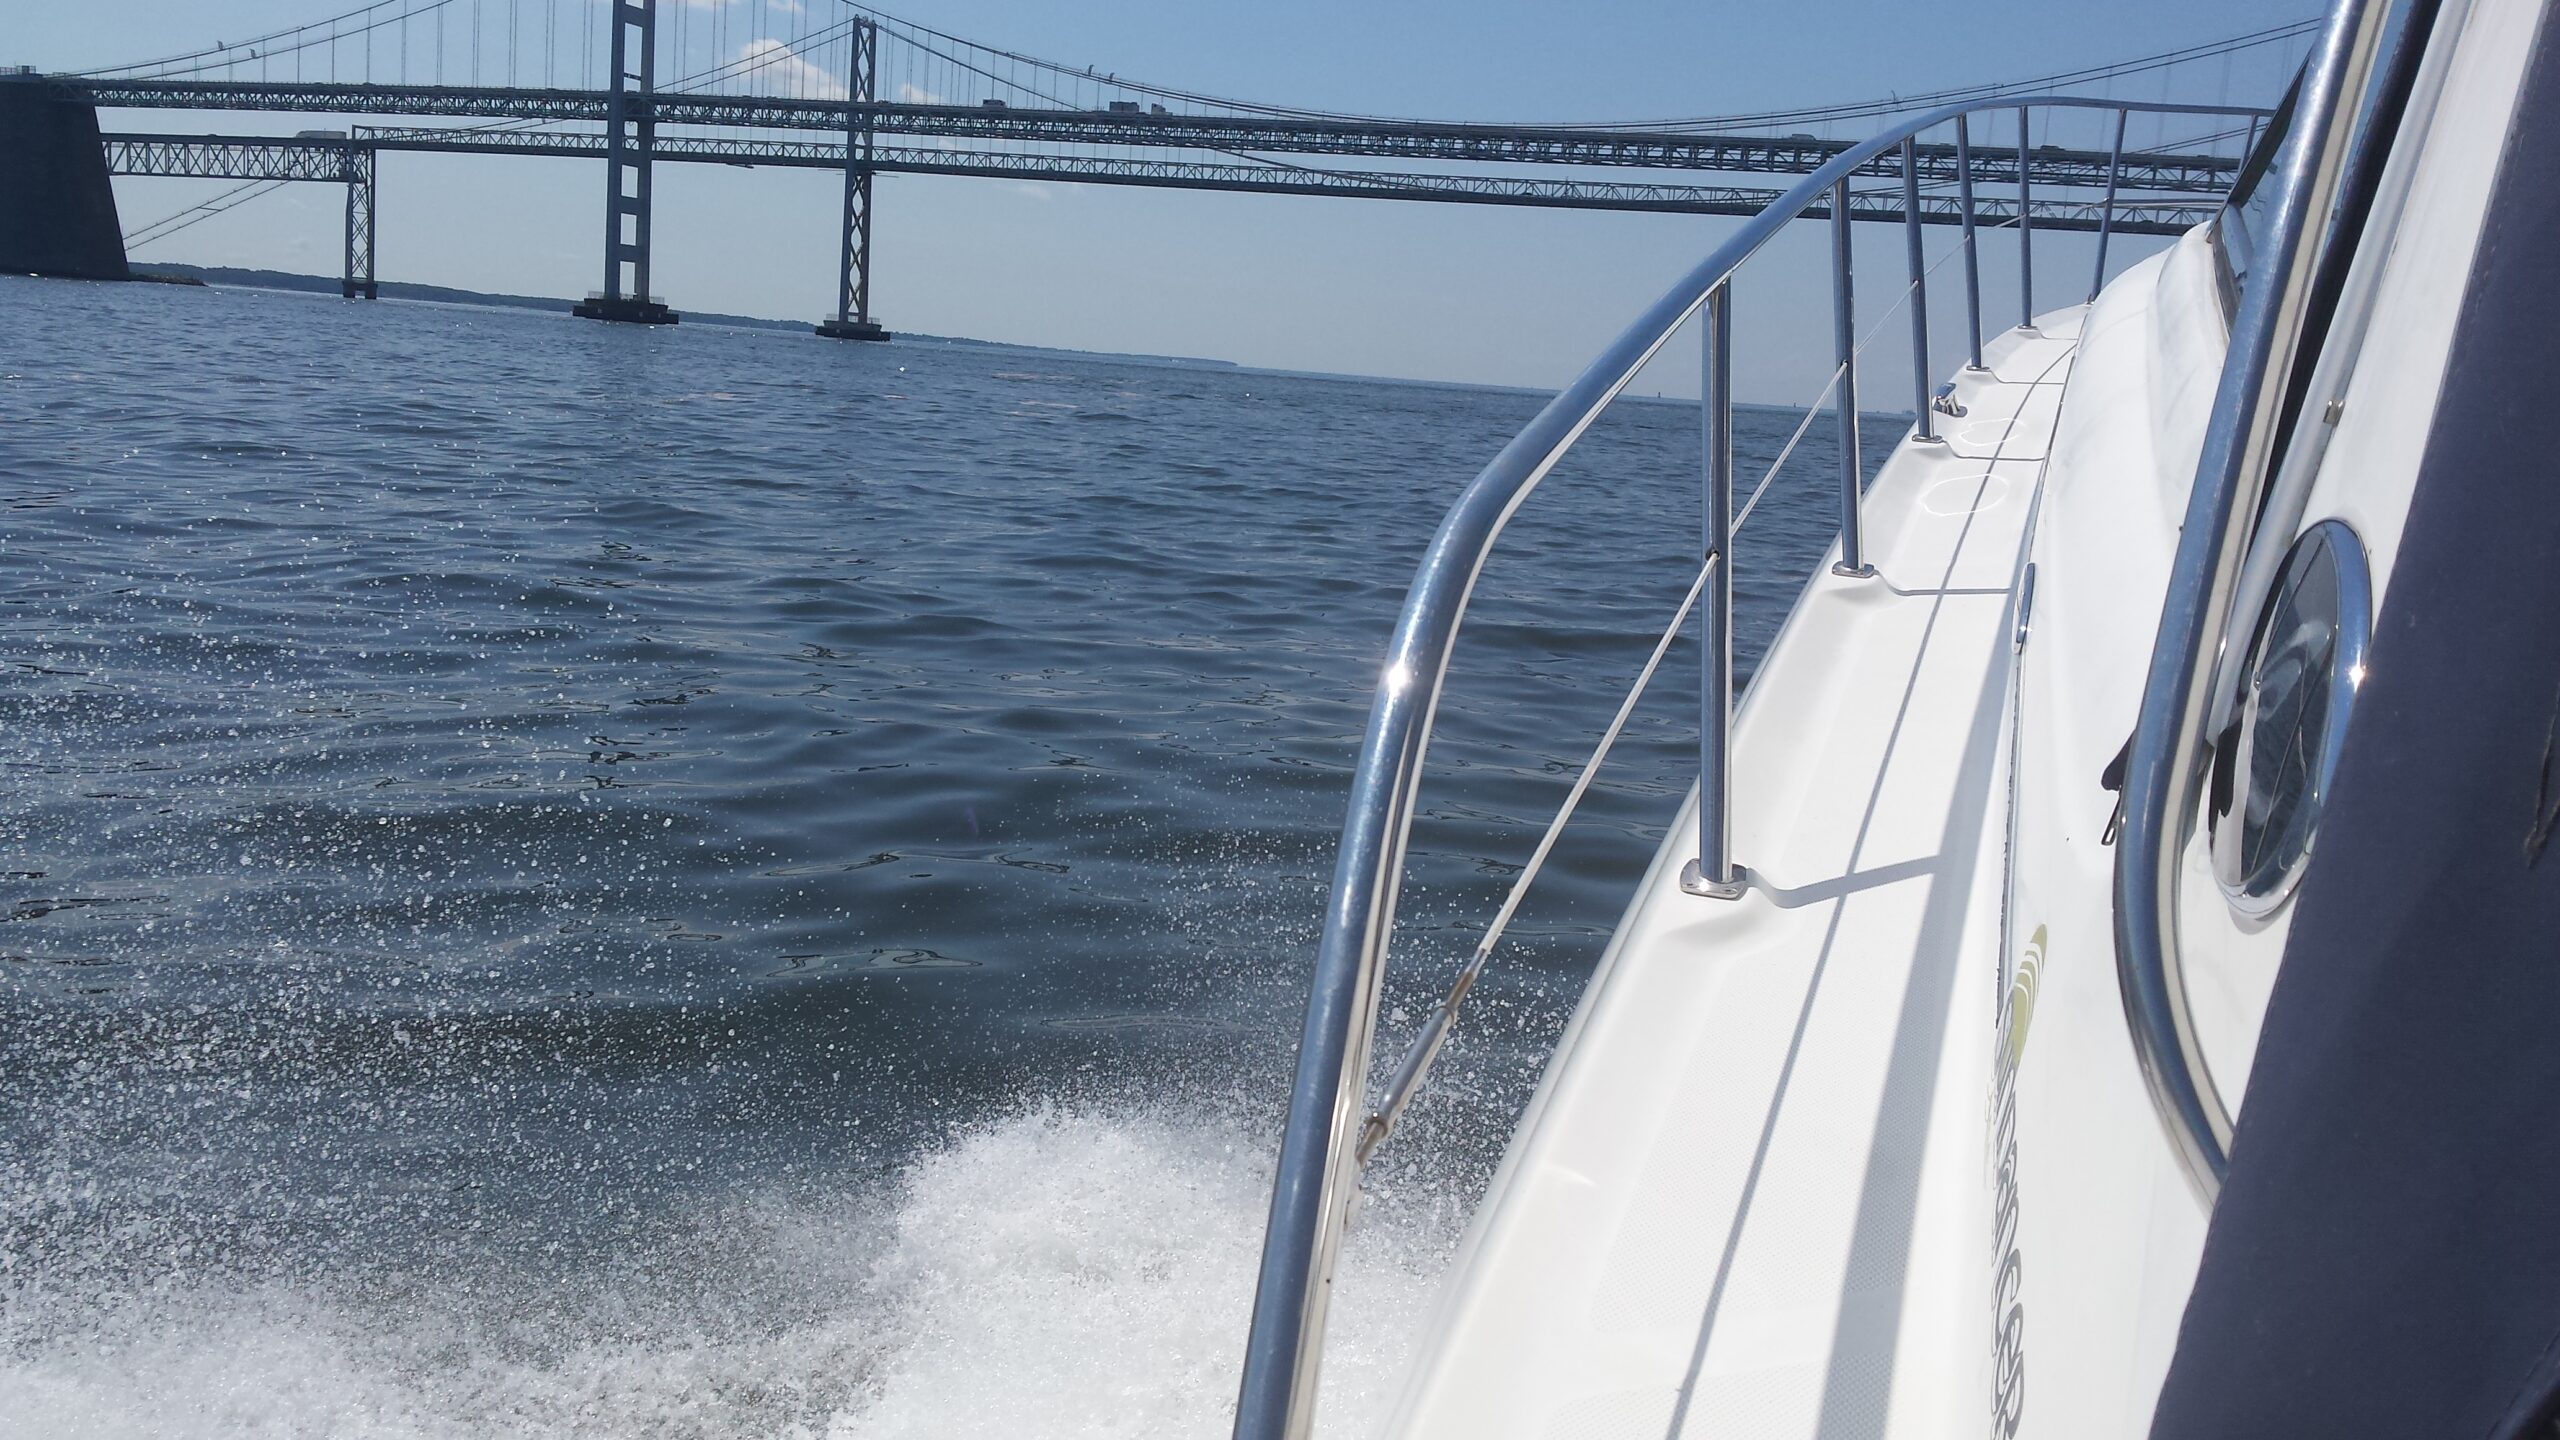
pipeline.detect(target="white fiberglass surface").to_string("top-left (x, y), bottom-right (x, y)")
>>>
top-left (1997, 242), bottom-right (2222, 1440)
top-left (1992, 6), bottom-right (2540, 1424)
top-left (1388, 12), bottom-right (2546, 1434)
top-left (2174, 0), bottom-right (2544, 1111)
top-left (1385, 322), bottom-right (2071, 1440)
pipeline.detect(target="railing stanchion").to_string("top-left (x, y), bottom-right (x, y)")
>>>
top-left (1830, 179), bottom-right (1873, 579)
top-left (1956, 113), bottom-right (1986, 370)
top-left (1902, 136), bottom-right (1937, 444)
top-left (2091, 107), bottom-right (2128, 303)
top-left (1682, 282), bottom-right (1744, 900)
top-left (2017, 104), bottom-right (2035, 329)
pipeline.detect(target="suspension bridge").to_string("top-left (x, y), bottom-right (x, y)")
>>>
top-left (2, 0), bottom-right (2308, 336)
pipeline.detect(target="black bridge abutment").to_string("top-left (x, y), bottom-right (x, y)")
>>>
top-left (0, 77), bottom-right (130, 281)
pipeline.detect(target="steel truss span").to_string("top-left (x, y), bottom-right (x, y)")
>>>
top-left (99, 130), bottom-right (2211, 233)
top-left (60, 79), bottom-right (2249, 194)
top-left (105, 135), bottom-right (365, 182)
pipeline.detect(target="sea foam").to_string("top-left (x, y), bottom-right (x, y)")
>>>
top-left (0, 1096), bottom-right (1457, 1440)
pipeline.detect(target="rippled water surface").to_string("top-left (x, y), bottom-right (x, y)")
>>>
top-left (0, 275), bottom-right (1891, 1437)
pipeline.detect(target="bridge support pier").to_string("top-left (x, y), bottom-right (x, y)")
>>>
top-left (0, 78), bottom-right (129, 280)
top-left (575, 0), bottom-right (677, 325)
top-left (815, 18), bottom-right (888, 342)
top-left (341, 144), bottom-right (377, 299)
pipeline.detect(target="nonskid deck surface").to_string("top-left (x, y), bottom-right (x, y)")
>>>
top-left (1387, 321), bottom-right (2081, 1440)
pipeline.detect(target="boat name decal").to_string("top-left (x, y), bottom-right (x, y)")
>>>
top-left (1988, 924), bottom-right (2043, 1438)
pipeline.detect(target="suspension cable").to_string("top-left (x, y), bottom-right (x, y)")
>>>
top-left (123, 177), bottom-right (294, 248)
top-left (836, 2), bottom-right (2312, 133)
top-left (81, 0), bottom-right (459, 80)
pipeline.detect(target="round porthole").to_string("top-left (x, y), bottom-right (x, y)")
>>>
top-left (2208, 519), bottom-right (2373, 917)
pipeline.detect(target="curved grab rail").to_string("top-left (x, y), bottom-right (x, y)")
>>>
top-left (2111, 0), bottom-right (2393, 1209)
top-left (1233, 92), bottom-right (2273, 1440)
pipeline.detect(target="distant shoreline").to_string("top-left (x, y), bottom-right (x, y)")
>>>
top-left (105, 265), bottom-right (1881, 415)
top-left (126, 263), bottom-right (1245, 370)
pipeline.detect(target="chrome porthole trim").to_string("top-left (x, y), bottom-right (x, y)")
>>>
top-left (2209, 518), bottom-right (2374, 918)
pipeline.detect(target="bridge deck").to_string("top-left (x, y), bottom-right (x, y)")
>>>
top-left (95, 129), bottom-right (2217, 232)
top-left (56, 79), bottom-right (2246, 194)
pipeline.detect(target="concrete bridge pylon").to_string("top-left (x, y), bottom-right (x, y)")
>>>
top-left (0, 74), bottom-right (129, 281)
top-left (572, 0), bottom-right (676, 325)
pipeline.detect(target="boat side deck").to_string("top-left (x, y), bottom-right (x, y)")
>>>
top-left (1383, 318), bottom-right (2083, 1440)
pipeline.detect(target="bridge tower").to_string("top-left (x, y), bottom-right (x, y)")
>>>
top-left (815, 17), bottom-right (889, 341)
top-left (574, 0), bottom-right (677, 324)
top-left (340, 143), bottom-right (377, 300)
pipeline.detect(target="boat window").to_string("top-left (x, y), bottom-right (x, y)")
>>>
top-left (2208, 519), bottom-right (2373, 916)
top-left (2215, 74), bottom-right (2302, 312)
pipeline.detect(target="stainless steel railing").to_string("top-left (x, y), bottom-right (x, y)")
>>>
top-left (1355, 287), bottom-right (1927, 1169)
top-left (2113, 0), bottom-right (2434, 1206)
top-left (1235, 93), bottom-right (2271, 1440)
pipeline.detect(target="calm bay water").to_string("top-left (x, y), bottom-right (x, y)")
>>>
top-left (0, 274), bottom-right (1886, 1437)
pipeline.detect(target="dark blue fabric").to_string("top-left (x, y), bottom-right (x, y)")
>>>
top-left (2151, 15), bottom-right (2560, 1438)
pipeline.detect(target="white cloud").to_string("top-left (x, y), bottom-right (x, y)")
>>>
top-left (896, 82), bottom-right (945, 105)
top-left (735, 38), bottom-right (845, 100)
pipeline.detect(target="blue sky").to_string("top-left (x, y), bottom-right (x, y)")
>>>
top-left (20, 0), bottom-right (2312, 400)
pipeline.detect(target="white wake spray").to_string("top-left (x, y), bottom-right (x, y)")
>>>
top-left (0, 1097), bottom-right (1458, 1440)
